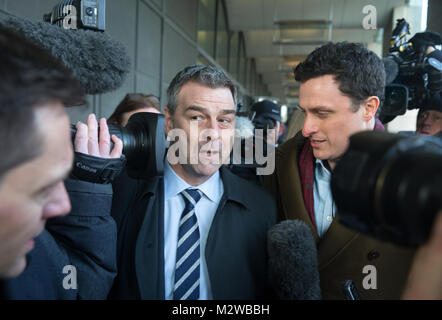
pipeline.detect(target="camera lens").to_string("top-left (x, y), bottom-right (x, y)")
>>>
top-left (70, 113), bottom-right (166, 179)
top-left (332, 131), bottom-right (442, 246)
top-left (85, 7), bottom-right (94, 16)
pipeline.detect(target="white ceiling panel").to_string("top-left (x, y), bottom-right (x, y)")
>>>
top-left (224, 0), bottom-right (413, 104)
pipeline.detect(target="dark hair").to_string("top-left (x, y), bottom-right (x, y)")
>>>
top-left (166, 65), bottom-right (237, 114)
top-left (107, 93), bottom-right (161, 125)
top-left (0, 25), bottom-right (85, 179)
top-left (294, 42), bottom-right (386, 111)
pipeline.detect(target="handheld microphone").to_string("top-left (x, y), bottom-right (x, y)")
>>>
top-left (267, 219), bottom-right (322, 300)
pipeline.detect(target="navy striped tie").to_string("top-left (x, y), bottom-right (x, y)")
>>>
top-left (173, 188), bottom-right (202, 300)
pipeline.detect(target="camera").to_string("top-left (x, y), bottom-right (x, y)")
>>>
top-left (380, 19), bottom-right (442, 124)
top-left (331, 131), bottom-right (442, 247)
top-left (44, 0), bottom-right (106, 31)
top-left (71, 112), bottom-right (166, 179)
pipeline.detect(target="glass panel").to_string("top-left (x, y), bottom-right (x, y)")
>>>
top-left (246, 58), bottom-right (253, 91)
top-left (238, 34), bottom-right (246, 85)
top-left (197, 54), bottom-right (211, 66)
top-left (229, 32), bottom-right (239, 80)
top-left (215, 0), bottom-right (228, 70)
top-left (165, 0), bottom-right (198, 40)
top-left (250, 59), bottom-right (257, 95)
top-left (197, 0), bottom-right (216, 56)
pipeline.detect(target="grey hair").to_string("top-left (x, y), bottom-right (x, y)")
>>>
top-left (166, 65), bottom-right (237, 114)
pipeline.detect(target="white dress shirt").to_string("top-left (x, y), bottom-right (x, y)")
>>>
top-left (163, 160), bottom-right (224, 300)
top-left (313, 159), bottom-right (337, 238)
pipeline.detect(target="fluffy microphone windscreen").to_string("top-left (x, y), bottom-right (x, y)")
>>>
top-left (267, 219), bottom-right (321, 300)
top-left (0, 16), bottom-right (131, 95)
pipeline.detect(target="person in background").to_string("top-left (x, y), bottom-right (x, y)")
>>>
top-left (251, 100), bottom-right (284, 147)
top-left (108, 93), bottom-right (161, 127)
top-left (416, 93), bottom-right (442, 136)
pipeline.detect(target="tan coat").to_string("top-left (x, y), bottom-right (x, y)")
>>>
top-left (264, 133), bottom-right (416, 299)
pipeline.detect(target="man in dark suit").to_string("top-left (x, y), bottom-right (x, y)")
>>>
top-left (109, 65), bottom-right (278, 300)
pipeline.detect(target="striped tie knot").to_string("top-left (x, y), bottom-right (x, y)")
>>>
top-left (181, 188), bottom-right (202, 208)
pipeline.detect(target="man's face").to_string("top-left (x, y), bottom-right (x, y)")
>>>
top-left (416, 110), bottom-right (442, 136)
top-left (299, 75), bottom-right (376, 170)
top-left (0, 103), bottom-right (73, 278)
top-left (165, 82), bottom-right (235, 185)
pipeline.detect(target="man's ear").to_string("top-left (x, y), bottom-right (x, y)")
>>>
top-left (164, 107), bottom-right (173, 136)
top-left (363, 96), bottom-right (380, 121)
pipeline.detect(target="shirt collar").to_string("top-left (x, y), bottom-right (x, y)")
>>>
top-left (315, 158), bottom-right (332, 177)
top-left (163, 160), bottom-right (222, 203)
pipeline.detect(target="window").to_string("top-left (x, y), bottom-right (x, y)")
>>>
top-left (215, 0), bottom-right (229, 70)
top-left (197, 0), bottom-right (216, 56)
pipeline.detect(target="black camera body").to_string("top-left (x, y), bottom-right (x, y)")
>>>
top-left (331, 131), bottom-right (442, 247)
top-left (71, 112), bottom-right (166, 180)
top-left (381, 19), bottom-right (442, 123)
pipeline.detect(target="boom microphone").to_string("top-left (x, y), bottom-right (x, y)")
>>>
top-left (0, 16), bottom-right (130, 95)
top-left (267, 219), bottom-right (321, 300)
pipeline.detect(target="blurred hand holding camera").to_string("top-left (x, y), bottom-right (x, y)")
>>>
top-left (71, 113), bottom-right (126, 184)
top-left (402, 210), bottom-right (442, 300)
top-left (74, 113), bottom-right (123, 158)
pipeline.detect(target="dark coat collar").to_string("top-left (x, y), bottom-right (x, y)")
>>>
top-left (139, 166), bottom-right (249, 209)
top-left (219, 166), bottom-right (250, 209)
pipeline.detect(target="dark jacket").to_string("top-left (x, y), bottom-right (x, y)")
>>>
top-left (109, 166), bottom-right (278, 300)
top-left (264, 133), bottom-right (415, 299)
top-left (0, 179), bottom-right (117, 299)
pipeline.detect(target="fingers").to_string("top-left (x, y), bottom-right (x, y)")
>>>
top-left (74, 121), bottom-right (89, 154)
top-left (109, 135), bottom-right (123, 159)
top-left (99, 117), bottom-right (111, 156)
top-left (87, 114), bottom-right (100, 157)
top-left (75, 113), bottom-right (123, 159)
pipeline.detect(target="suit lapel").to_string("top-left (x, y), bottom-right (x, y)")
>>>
top-left (276, 135), bottom-right (358, 268)
top-left (316, 213), bottom-right (359, 268)
top-left (135, 177), bottom-right (165, 299)
top-left (276, 136), bottom-right (319, 242)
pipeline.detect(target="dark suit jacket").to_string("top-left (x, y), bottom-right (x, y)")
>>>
top-left (109, 166), bottom-right (278, 300)
top-left (264, 132), bottom-right (416, 299)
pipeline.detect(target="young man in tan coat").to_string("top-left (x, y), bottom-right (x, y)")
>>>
top-left (265, 42), bottom-right (415, 299)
